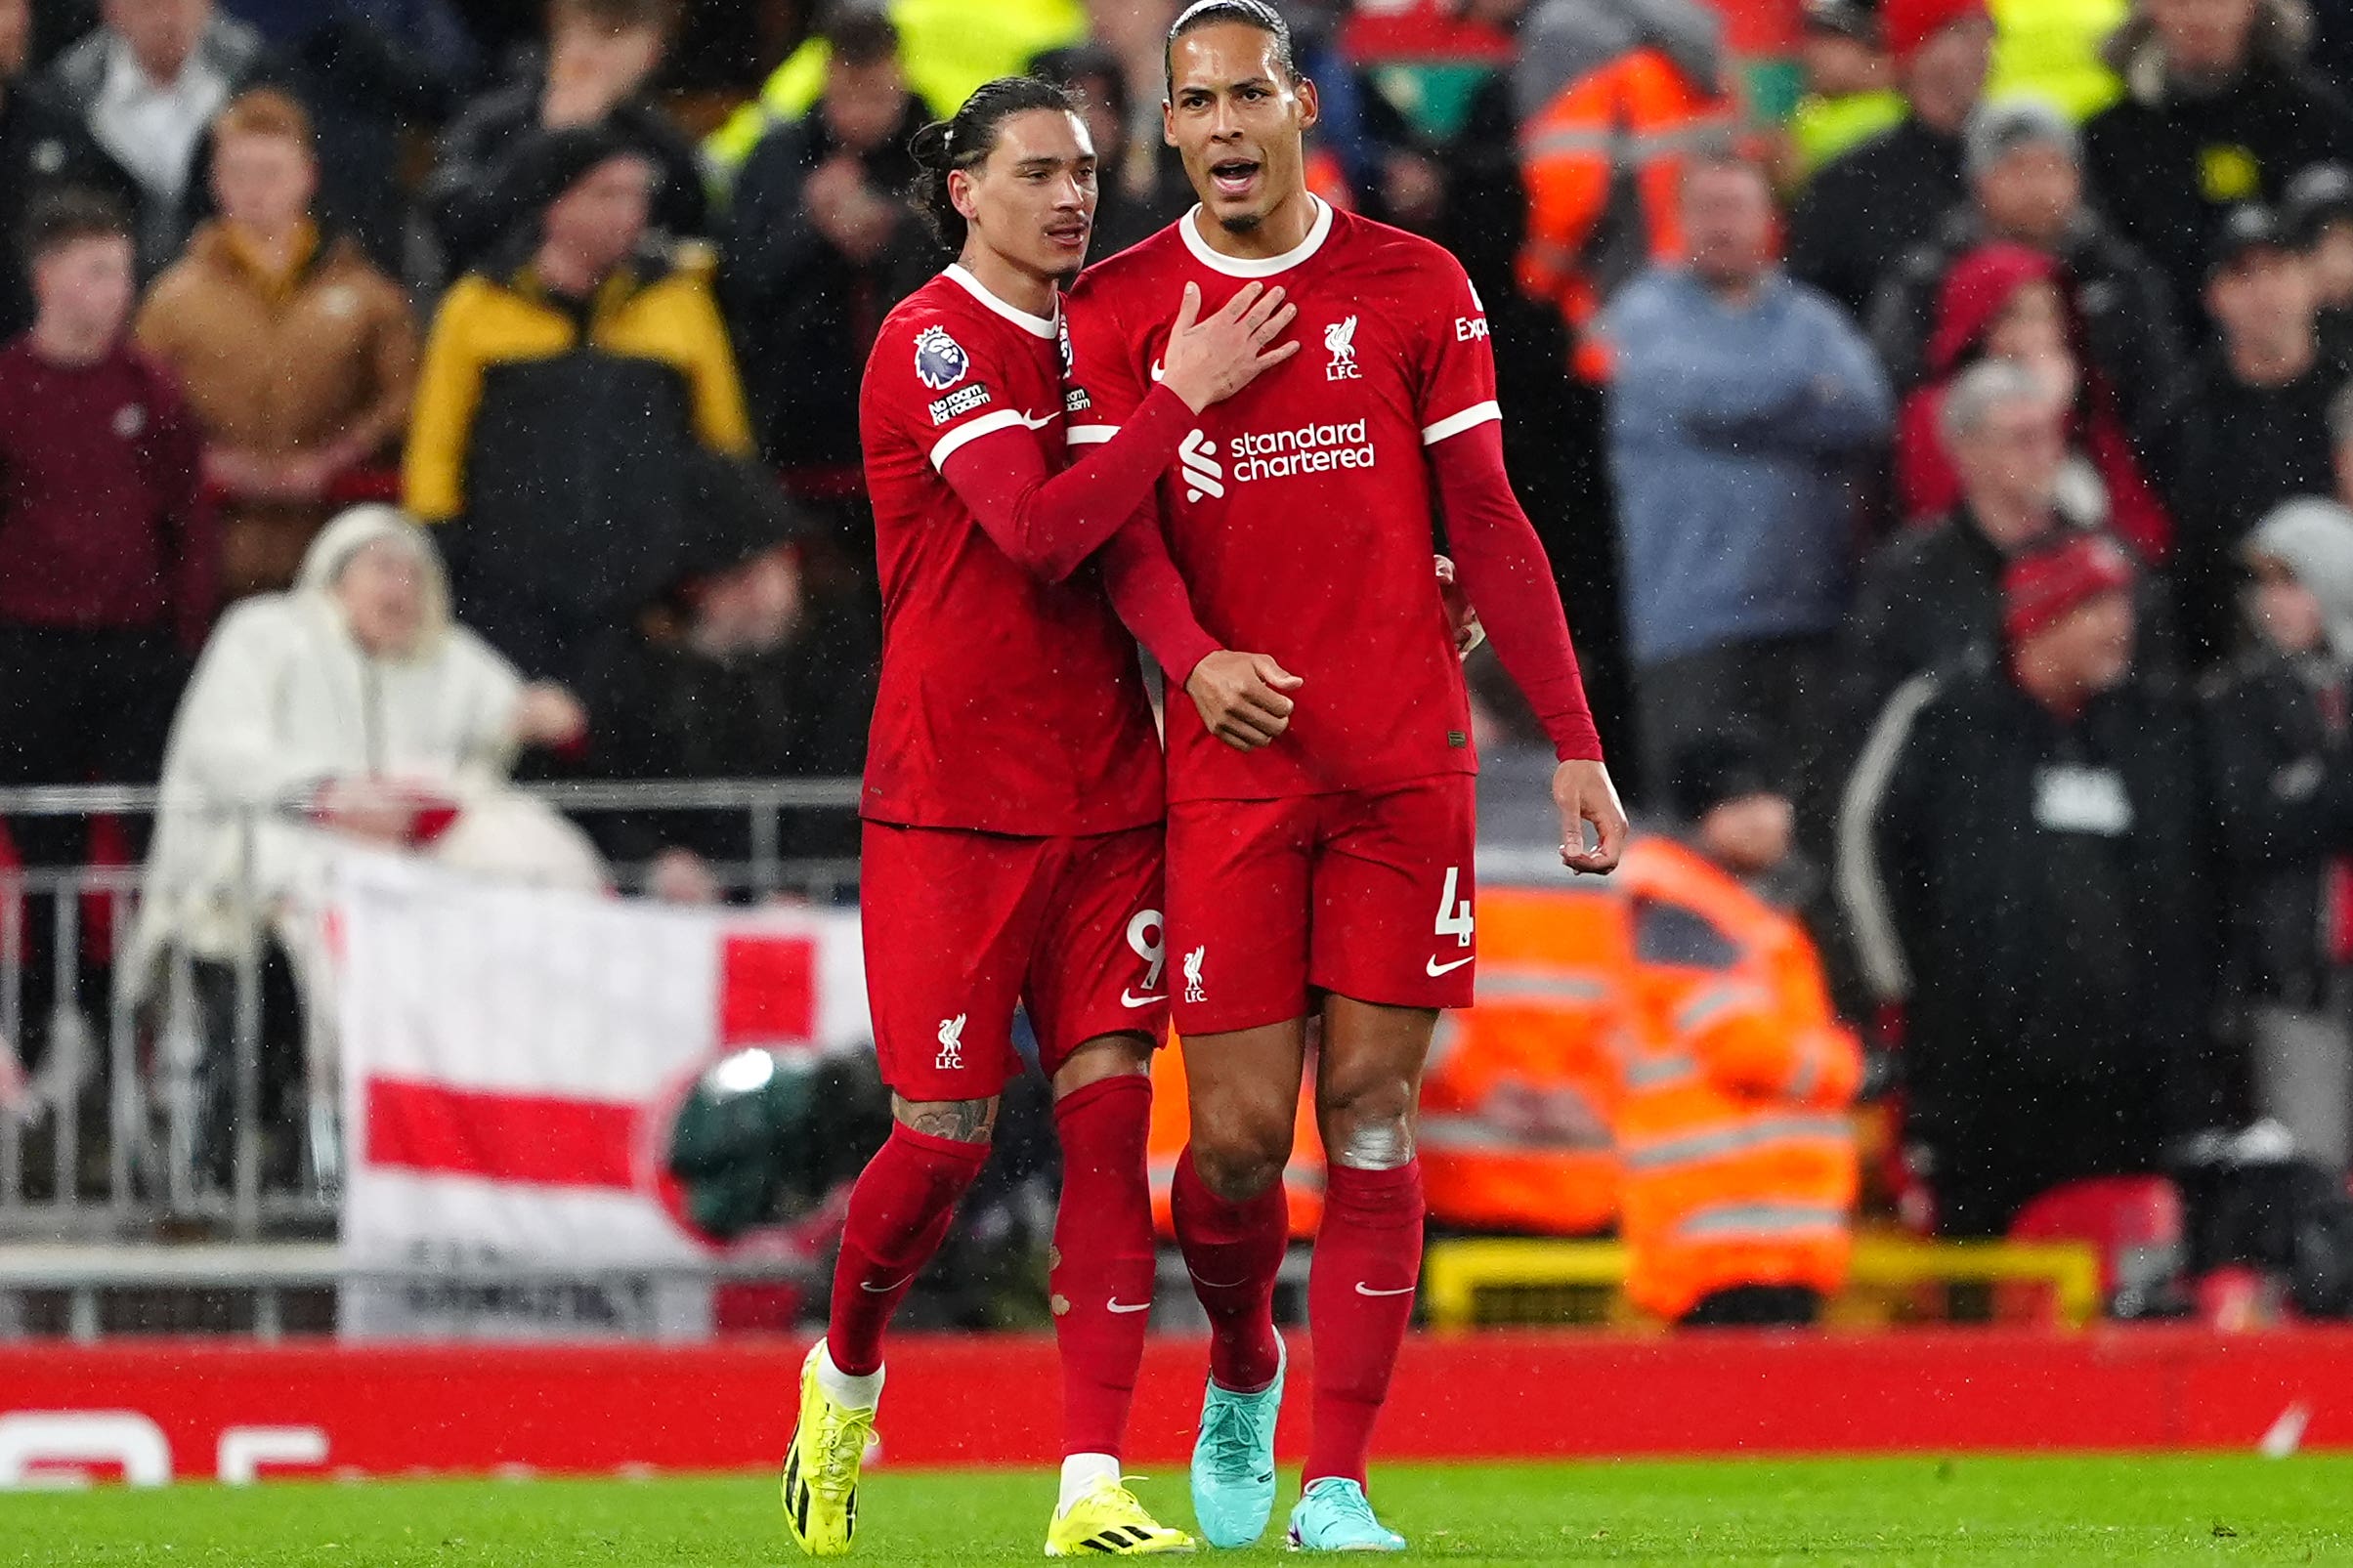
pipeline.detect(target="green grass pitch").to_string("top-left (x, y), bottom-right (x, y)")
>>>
top-left (3, 1454), bottom-right (2349, 1564)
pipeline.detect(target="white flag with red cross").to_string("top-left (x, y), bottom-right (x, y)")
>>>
top-left (331, 855), bottom-right (868, 1340)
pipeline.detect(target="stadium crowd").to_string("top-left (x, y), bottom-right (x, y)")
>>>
top-left (9, 0), bottom-right (2353, 1310)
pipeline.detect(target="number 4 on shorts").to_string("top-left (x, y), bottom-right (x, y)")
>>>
top-left (1433, 867), bottom-right (1473, 949)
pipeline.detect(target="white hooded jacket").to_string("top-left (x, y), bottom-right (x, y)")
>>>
top-left (125, 506), bottom-right (533, 994)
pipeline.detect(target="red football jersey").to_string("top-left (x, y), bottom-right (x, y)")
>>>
top-left (1062, 200), bottom-right (1499, 802)
top-left (858, 266), bottom-right (1163, 835)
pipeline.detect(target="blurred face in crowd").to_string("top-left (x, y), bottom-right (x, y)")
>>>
top-left (0, 0), bottom-right (30, 83)
top-left (2308, 219), bottom-right (2353, 308)
top-left (541, 153), bottom-right (655, 280)
top-left (1977, 143), bottom-right (2079, 248)
top-left (823, 52), bottom-right (912, 154)
top-left (2025, 590), bottom-right (2136, 697)
top-left (212, 130), bottom-right (317, 237)
top-left (2148, 0), bottom-right (2260, 78)
top-left (2246, 554), bottom-right (2329, 657)
top-left (1680, 160), bottom-right (1775, 293)
top-left (29, 233), bottom-right (136, 360)
top-left (1698, 793), bottom-right (1794, 879)
top-left (102, 0), bottom-right (209, 83)
top-left (1165, 21), bottom-right (1320, 238)
top-left (1986, 279), bottom-right (2068, 362)
top-left (1800, 26), bottom-right (1888, 98)
top-left (1948, 388), bottom-right (2066, 528)
top-left (335, 537), bottom-right (428, 658)
top-left (954, 107), bottom-right (1097, 284)
top-left (549, 18), bottom-right (663, 106)
top-left (2207, 247), bottom-right (2318, 366)
top-left (1904, 15), bottom-right (1993, 131)
top-left (694, 546), bottom-right (803, 657)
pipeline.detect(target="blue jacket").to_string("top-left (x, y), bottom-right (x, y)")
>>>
top-left (1600, 268), bottom-right (1892, 666)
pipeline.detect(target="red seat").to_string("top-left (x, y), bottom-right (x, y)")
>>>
top-left (2009, 1175), bottom-right (2184, 1297)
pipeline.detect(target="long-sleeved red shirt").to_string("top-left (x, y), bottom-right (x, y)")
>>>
top-left (0, 335), bottom-right (210, 636)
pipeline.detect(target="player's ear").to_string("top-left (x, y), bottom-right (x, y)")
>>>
top-left (1293, 75), bottom-right (1320, 133)
top-left (948, 165), bottom-right (980, 224)
top-left (1162, 97), bottom-right (1177, 148)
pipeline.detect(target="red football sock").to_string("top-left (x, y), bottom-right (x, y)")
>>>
top-left (1049, 1075), bottom-right (1157, 1460)
top-left (827, 1122), bottom-right (990, 1377)
top-left (1303, 1160), bottom-right (1426, 1488)
top-left (1171, 1144), bottom-right (1288, 1392)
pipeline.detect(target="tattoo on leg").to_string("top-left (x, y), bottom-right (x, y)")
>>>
top-left (896, 1095), bottom-right (999, 1144)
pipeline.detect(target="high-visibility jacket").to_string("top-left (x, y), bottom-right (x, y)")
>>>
top-left (1418, 884), bottom-right (1628, 1235)
top-left (1515, 45), bottom-right (1733, 376)
top-left (1148, 1039), bottom-right (1325, 1242)
top-left (704, 0), bottom-right (1087, 192)
top-left (1612, 837), bottom-right (1861, 1321)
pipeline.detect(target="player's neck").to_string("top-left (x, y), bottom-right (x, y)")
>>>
top-left (958, 245), bottom-right (1057, 322)
top-left (1191, 187), bottom-right (1317, 262)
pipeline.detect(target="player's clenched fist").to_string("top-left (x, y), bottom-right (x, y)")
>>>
top-left (1157, 280), bottom-right (1302, 411)
top-left (1184, 650), bottom-right (1304, 751)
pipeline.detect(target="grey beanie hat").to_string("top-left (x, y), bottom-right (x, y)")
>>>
top-left (1965, 97), bottom-right (2079, 181)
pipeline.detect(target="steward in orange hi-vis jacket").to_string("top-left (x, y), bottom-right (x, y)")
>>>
top-left (1512, 0), bottom-right (1736, 377)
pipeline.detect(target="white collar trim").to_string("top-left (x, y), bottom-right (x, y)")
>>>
top-left (1179, 195), bottom-right (1333, 277)
top-left (943, 264), bottom-right (1058, 339)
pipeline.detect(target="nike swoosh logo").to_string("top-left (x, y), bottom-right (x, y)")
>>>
top-left (1425, 954), bottom-right (1475, 977)
top-left (1106, 1299), bottom-right (1151, 1314)
top-left (860, 1273), bottom-right (914, 1293)
top-left (1016, 408), bottom-right (1057, 428)
top-left (1354, 1283), bottom-right (1416, 1297)
top-left (1120, 990), bottom-right (1166, 1008)
top-left (1150, 359), bottom-right (1165, 382)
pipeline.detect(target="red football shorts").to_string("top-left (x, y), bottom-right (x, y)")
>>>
top-left (861, 821), bottom-right (1169, 1100)
top-left (1164, 774), bottom-right (1477, 1035)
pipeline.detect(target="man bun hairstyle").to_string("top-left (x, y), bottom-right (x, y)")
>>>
top-left (907, 74), bottom-right (1082, 251)
top-left (1165, 0), bottom-right (1299, 97)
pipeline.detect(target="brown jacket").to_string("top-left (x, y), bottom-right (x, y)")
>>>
top-left (137, 222), bottom-right (417, 595)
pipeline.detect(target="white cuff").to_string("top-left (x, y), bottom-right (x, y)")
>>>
top-left (1420, 401), bottom-right (1502, 446)
top-left (928, 408), bottom-right (1029, 470)
top-left (1064, 423), bottom-right (1119, 446)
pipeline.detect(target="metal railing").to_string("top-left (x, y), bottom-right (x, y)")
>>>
top-left (0, 779), bottom-right (866, 1245)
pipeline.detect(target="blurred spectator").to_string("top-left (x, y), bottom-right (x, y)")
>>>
top-left (1891, 244), bottom-right (2173, 561)
top-left (2084, 0), bottom-right (2353, 342)
top-left (43, 0), bottom-right (268, 275)
top-left (577, 457), bottom-right (874, 901)
top-left (0, 188), bottom-right (206, 1067)
top-left (405, 126), bottom-right (753, 685)
top-left (1029, 41), bottom-right (1189, 260)
top-left (1869, 97), bottom-right (2181, 415)
top-left (2155, 205), bottom-right (2348, 666)
top-left (125, 504), bottom-right (596, 1187)
top-left (1788, 0), bottom-right (1992, 317)
top-left (2285, 161), bottom-right (2353, 361)
top-left (2204, 498), bottom-right (2353, 1170)
top-left (1786, 0), bottom-right (1904, 183)
top-left (1840, 533), bottom-right (2220, 1236)
top-left (1512, 0), bottom-right (1733, 376)
top-left (1616, 728), bottom-right (1862, 1328)
top-left (424, 0), bottom-right (705, 279)
top-left (719, 13), bottom-right (935, 521)
top-left (135, 88), bottom-right (415, 598)
top-left (1599, 152), bottom-right (1892, 800)
top-left (701, 0), bottom-right (1088, 188)
top-left (0, 0), bottom-right (135, 339)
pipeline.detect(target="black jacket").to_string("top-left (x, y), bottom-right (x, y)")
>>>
top-left (1866, 204), bottom-right (2184, 429)
top-left (718, 99), bottom-right (941, 476)
top-left (0, 78), bottom-right (136, 339)
top-left (1841, 657), bottom-right (2224, 1164)
top-left (2202, 649), bottom-right (2353, 1007)
top-left (576, 594), bottom-right (877, 874)
top-left (2084, 59), bottom-right (2353, 341)
top-left (425, 81), bottom-right (708, 277)
top-left (2153, 351), bottom-right (2347, 666)
top-left (1786, 116), bottom-right (1965, 318)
